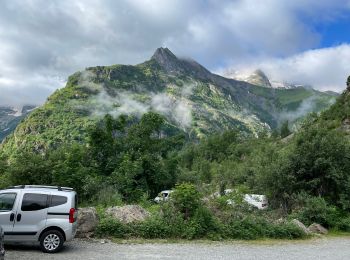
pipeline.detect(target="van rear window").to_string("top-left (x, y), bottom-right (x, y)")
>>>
top-left (50, 195), bottom-right (67, 207)
top-left (74, 194), bottom-right (78, 209)
top-left (21, 193), bottom-right (49, 211)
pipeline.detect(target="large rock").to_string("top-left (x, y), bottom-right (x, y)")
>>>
top-left (106, 205), bottom-right (150, 224)
top-left (308, 223), bottom-right (328, 235)
top-left (291, 219), bottom-right (310, 235)
top-left (76, 207), bottom-right (99, 238)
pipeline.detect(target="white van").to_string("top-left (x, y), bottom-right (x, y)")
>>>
top-left (243, 194), bottom-right (268, 209)
top-left (224, 189), bottom-right (268, 209)
top-left (154, 190), bottom-right (173, 203)
top-left (0, 185), bottom-right (78, 253)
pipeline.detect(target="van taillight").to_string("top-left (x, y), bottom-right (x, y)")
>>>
top-left (69, 208), bottom-right (75, 223)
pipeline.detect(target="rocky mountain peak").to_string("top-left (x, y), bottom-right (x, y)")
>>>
top-left (224, 68), bottom-right (271, 88)
top-left (247, 69), bottom-right (271, 87)
top-left (151, 47), bottom-right (183, 73)
top-left (152, 47), bottom-right (177, 61)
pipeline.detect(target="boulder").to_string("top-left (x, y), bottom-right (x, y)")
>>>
top-left (106, 205), bottom-right (150, 224)
top-left (291, 219), bottom-right (310, 235)
top-left (308, 223), bottom-right (328, 235)
top-left (76, 207), bottom-right (99, 238)
top-left (341, 118), bottom-right (350, 132)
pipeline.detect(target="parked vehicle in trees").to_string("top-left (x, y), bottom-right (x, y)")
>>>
top-left (154, 190), bottom-right (173, 203)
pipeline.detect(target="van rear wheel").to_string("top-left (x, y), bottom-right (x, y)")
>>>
top-left (40, 230), bottom-right (64, 253)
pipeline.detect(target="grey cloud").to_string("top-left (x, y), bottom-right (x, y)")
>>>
top-left (0, 0), bottom-right (349, 107)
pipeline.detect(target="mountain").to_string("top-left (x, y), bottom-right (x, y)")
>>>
top-left (224, 69), bottom-right (332, 91)
top-left (225, 69), bottom-right (272, 88)
top-left (0, 105), bottom-right (36, 142)
top-left (319, 80), bottom-right (350, 132)
top-left (0, 48), bottom-right (337, 155)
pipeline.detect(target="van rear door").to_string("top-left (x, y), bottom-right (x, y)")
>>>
top-left (12, 192), bottom-right (50, 241)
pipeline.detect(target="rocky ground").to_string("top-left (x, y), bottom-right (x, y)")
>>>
top-left (5, 236), bottom-right (350, 260)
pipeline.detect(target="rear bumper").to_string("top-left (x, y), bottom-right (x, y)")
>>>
top-left (64, 222), bottom-right (77, 241)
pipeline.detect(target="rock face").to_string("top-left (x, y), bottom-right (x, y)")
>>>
top-left (291, 219), bottom-right (310, 235)
top-left (245, 69), bottom-right (272, 88)
top-left (106, 205), bottom-right (150, 224)
top-left (76, 207), bottom-right (99, 238)
top-left (308, 223), bottom-right (328, 235)
top-left (0, 105), bottom-right (36, 142)
top-left (341, 118), bottom-right (350, 132)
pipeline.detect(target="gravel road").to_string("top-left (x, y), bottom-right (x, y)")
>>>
top-left (4, 237), bottom-right (350, 260)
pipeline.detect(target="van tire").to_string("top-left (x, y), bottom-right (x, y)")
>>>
top-left (39, 230), bottom-right (64, 253)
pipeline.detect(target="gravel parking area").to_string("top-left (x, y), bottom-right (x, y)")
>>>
top-left (5, 236), bottom-right (350, 260)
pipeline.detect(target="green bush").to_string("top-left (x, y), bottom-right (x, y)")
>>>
top-left (90, 184), bottom-right (124, 207)
top-left (335, 217), bottom-right (350, 232)
top-left (268, 223), bottom-right (305, 239)
top-left (137, 216), bottom-right (169, 239)
top-left (291, 196), bottom-right (340, 228)
top-left (225, 216), bottom-right (305, 240)
top-left (172, 183), bottom-right (201, 219)
top-left (189, 207), bottom-right (223, 238)
top-left (95, 217), bottom-right (130, 238)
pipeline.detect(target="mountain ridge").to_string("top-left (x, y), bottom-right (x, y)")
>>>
top-left (0, 48), bottom-right (337, 155)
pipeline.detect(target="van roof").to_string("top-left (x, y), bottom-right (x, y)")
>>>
top-left (1, 185), bottom-right (75, 193)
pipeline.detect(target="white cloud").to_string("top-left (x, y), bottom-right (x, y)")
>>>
top-left (0, 0), bottom-right (349, 107)
top-left (233, 44), bottom-right (350, 92)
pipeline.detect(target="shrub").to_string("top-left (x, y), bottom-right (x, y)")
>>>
top-left (225, 216), bottom-right (305, 240)
top-left (291, 196), bottom-right (340, 228)
top-left (225, 217), bottom-right (263, 240)
top-left (335, 217), bottom-right (350, 232)
top-left (137, 216), bottom-right (169, 239)
top-left (172, 183), bottom-right (201, 219)
top-left (91, 184), bottom-right (124, 207)
top-left (96, 217), bottom-right (130, 238)
top-left (191, 207), bottom-right (222, 238)
top-left (268, 223), bottom-right (305, 239)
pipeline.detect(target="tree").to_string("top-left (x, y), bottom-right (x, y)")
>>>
top-left (89, 112), bottom-right (185, 201)
top-left (49, 144), bottom-right (99, 200)
top-left (347, 75), bottom-right (350, 91)
top-left (260, 125), bottom-right (350, 212)
top-left (280, 120), bottom-right (291, 138)
top-left (7, 151), bottom-right (52, 185)
top-left (172, 183), bottom-right (201, 220)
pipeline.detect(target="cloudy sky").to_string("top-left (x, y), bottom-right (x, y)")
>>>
top-left (1, 0), bottom-right (350, 107)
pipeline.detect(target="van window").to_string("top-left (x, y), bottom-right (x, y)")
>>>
top-left (0, 193), bottom-right (17, 211)
top-left (74, 194), bottom-right (78, 209)
top-left (21, 193), bottom-right (49, 211)
top-left (50, 195), bottom-right (67, 207)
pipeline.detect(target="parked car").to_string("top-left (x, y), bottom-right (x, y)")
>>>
top-left (0, 185), bottom-right (78, 253)
top-left (224, 189), bottom-right (268, 209)
top-left (154, 190), bottom-right (173, 203)
top-left (0, 226), bottom-right (4, 260)
top-left (243, 194), bottom-right (268, 209)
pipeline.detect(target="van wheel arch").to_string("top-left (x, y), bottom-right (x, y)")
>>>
top-left (39, 226), bottom-right (66, 241)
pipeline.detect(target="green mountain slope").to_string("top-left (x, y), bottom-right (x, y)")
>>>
top-left (0, 48), bottom-right (337, 155)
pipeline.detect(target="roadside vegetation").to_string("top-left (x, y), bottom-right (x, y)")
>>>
top-left (1, 79), bottom-right (350, 240)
